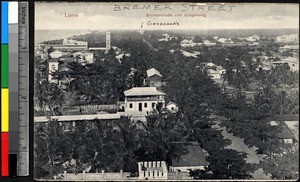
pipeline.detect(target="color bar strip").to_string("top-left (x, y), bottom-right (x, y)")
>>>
top-left (1, 89), bottom-right (9, 132)
top-left (1, 1), bottom-right (9, 177)
top-left (1, 45), bottom-right (9, 88)
top-left (1, 133), bottom-right (9, 176)
top-left (1, 2), bottom-right (9, 44)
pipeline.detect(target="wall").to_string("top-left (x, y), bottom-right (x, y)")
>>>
top-left (125, 100), bottom-right (157, 113)
top-left (170, 165), bottom-right (205, 172)
top-left (64, 171), bottom-right (131, 180)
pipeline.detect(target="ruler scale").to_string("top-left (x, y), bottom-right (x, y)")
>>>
top-left (18, 2), bottom-right (29, 176)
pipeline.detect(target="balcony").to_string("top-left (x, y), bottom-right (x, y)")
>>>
top-left (126, 96), bottom-right (164, 102)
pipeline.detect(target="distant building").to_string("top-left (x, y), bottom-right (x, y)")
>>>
top-left (279, 45), bottom-right (299, 51)
top-left (106, 32), bottom-right (111, 53)
top-left (272, 57), bottom-right (299, 72)
top-left (207, 69), bottom-right (221, 79)
top-left (123, 87), bottom-right (166, 115)
top-left (265, 114), bottom-right (299, 144)
top-left (63, 39), bottom-right (88, 47)
top-left (170, 142), bottom-right (208, 172)
top-left (146, 68), bottom-right (163, 87)
top-left (245, 35), bottom-right (260, 42)
top-left (203, 40), bottom-right (216, 46)
top-left (276, 34), bottom-right (299, 42)
top-left (166, 102), bottom-right (178, 113)
top-left (158, 34), bottom-right (173, 41)
top-left (73, 51), bottom-right (94, 64)
top-left (217, 38), bottom-right (230, 43)
top-left (180, 39), bottom-right (194, 47)
top-left (49, 50), bottom-right (66, 58)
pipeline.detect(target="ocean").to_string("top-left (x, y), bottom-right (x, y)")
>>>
top-left (35, 29), bottom-right (92, 45)
top-left (35, 28), bottom-right (299, 45)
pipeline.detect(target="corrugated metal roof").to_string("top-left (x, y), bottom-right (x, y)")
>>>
top-left (278, 125), bottom-right (295, 139)
top-left (172, 143), bottom-right (208, 167)
top-left (124, 87), bottom-right (165, 96)
top-left (147, 68), bottom-right (162, 78)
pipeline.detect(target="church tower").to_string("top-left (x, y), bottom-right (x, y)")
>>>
top-left (105, 32), bottom-right (111, 53)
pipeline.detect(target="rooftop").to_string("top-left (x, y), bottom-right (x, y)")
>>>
top-left (124, 87), bottom-right (166, 96)
top-left (146, 68), bottom-right (163, 78)
top-left (278, 125), bottom-right (295, 139)
top-left (172, 142), bottom-right (208, 167)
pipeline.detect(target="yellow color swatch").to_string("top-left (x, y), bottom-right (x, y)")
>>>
top-left (1, 88), bottom-right (9, 132)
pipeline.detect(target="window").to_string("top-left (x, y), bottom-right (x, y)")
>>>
top-left (144, 103), bottom-right (147, 108)
top-left (51, 64), bottom-right (56, 71)
top-left (152, 103), bottom-right (155, 108)
top-left (129, 103), bottom-right (133, 108)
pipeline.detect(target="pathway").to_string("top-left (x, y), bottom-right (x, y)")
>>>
top-left (212, 121), bottom-right (270, 179)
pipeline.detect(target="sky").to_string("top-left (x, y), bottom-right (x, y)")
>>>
top-left (35, 2), bottom-right (299, 30)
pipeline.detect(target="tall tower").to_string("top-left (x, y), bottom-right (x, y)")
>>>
top-left (105, 32), bottom-right (111, 53)
top-left (48, 60), bottom-right (59, 83)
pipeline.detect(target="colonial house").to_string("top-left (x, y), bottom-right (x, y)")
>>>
top-left (170, 142), bottom-right (208, 172)
top-left (123, 87), bottom-right (165, 115)
top-left (146, 68), bottom-right (163, 87)
top-left (73, 51), bottom-right (94, 64)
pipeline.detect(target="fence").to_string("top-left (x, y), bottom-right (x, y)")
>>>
top-left (34, 113), bottom-right (121, 122)
top-left (62, 104), bottom-right (118, 115)
top-left (63, 170), bottom-right (131, 180)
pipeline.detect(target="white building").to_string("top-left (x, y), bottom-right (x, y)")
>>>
top-left (138, 161), bottom-right (168, 180)
top-left (245, 35), bottom-right (260, 42)
top-left (73, 51), bottom-right (94, 64)
top-left (207, 69), bottom-right (221, 79)
top-left (146, 68), bottom-right (163, 87)
top-left (203, 40), bottom-right (216, 46)
top-left (180, 39), bottom-right (194, 47)
top-left (166, 102), bottom-right (178, 113)
top-left (123, 87), bottom-right (166, 115)
top-left (63, 39), bottom-right (88, 47)
top-left (49, 50), bottom-right (66, 58)
top-left (276, 34), bottom-right (299, 42)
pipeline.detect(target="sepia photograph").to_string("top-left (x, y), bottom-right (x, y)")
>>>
top-left (34, 2), bottom-right (299, 180)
